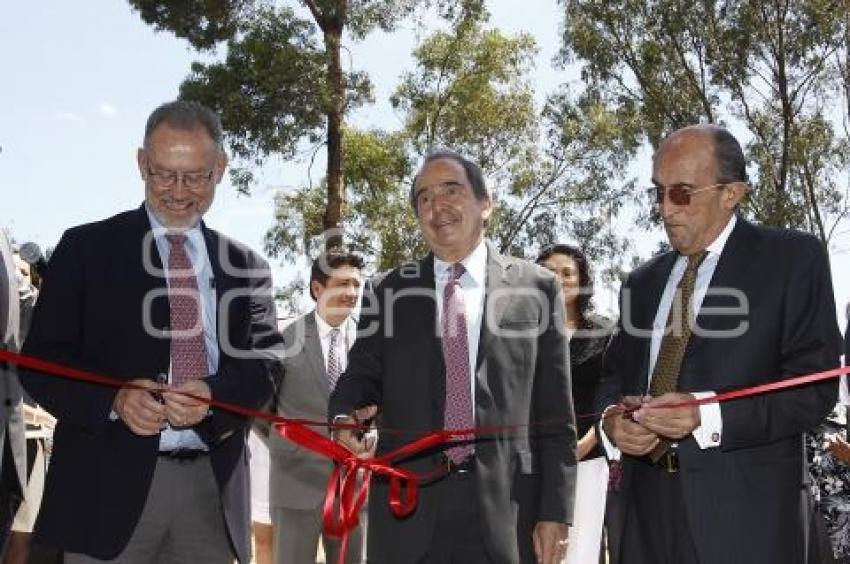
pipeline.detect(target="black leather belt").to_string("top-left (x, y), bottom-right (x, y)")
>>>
top-left (650, 449), bottom-right (679, 473)
top-left (157, 449), bottom-right (208, 461)
top-left (446, 457), bottom-right (475, 475)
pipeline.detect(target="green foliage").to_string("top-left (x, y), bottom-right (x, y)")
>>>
top-left (559, 0), bottom-right (850, 245)
top-left (265, 127), bottom-right (423, 272)
top-left (179, 6), bottom-right (328, 193)
top-left (128, 0), bottom-right (253, 49)
top-left (264, 9), bottom-right (642, 282)
top-left (391, 16), bottom-right (539, 173)
top-left (342, 129), bottom-right (426, 270)
top-left (129, 0), bottom-right (429, 218)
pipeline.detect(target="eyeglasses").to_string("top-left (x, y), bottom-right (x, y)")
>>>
top-left (414, 181), bottom-right (467, 209)
top-left (146, 166), bottom-right (215, 189)
top-left (646, 182), bottom-right (727, 206)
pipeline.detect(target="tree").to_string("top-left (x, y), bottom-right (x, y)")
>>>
top-left (559, 0), bottom-right (850, 247)
top-left (388, 8), bottom-right (640, 275)
top-left (129, 0), bottom-right (433, 248)
top-left (264, 127), bottom-right (420, 273)
top-left (264, 8), bottom-right (546, 272)
top-left (266, 6), bottom-right (640, 292)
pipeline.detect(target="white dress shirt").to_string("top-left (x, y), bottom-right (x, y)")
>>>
top-left (314, 311), bottom-right (355, 376)
top-left (433, 239), bottom-right (488, 417)
top-left (602, 215), bottom-right (737, 459)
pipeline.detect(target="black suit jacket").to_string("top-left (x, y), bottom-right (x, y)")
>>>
top-left (20, 205), bottom-right (282, 563)
top-left (597, 218), bottom-right (841, 563)
top-left (571, 316), bottom-right (612, 460)
top-left (329, 241), bottom-right (577, 564)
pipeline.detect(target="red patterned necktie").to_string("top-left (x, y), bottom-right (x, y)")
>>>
top-left (442, 263), bottom-right (474, 463)
top-left (166, 233), bottom-right (208, 386)
top-left (327, 327), bottom-right (342, 391)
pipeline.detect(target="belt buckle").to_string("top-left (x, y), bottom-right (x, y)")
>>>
top-left (160, 448), bottom-right (205, 462)
top-left (447, 457), bottom-right (473, 475)
top-left (662, 450), bottom-right (679, 474)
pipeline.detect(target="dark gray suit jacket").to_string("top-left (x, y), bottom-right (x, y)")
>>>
top-left (329, 241), bottom-right (577, 563)
top-left (597, 218), bottom-right (842, 563)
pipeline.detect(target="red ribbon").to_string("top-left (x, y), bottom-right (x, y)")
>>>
top-left (0, 350), bottom-right (484, 563)
top-left (2, 348), bottom-right (849, 564)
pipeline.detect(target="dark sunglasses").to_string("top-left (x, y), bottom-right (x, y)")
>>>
top-left (647, 183), bottom-right (727, 206)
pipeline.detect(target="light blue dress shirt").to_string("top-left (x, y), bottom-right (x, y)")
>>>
top-left (146, 206), bottom-right (218, 451)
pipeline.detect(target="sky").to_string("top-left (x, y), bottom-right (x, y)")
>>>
top-left (2, 0), bottom-right (849, 325)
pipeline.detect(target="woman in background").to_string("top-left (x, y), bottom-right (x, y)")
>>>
top-left (536, 244), bottom-right (614, 564)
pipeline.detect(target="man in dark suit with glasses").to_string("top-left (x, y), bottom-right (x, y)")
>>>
top-left (21, 100), bottom-right (282, 564)
top-left (597, 124), bottom-right (841, 564)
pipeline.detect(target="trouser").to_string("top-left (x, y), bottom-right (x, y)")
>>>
top-left (64, 456), bottom-right (234, 564)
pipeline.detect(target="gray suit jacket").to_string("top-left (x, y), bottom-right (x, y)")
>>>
top-left (269, 312), bottom-right (354, 510)
top-left (0, 230), bottom-right (28, 496)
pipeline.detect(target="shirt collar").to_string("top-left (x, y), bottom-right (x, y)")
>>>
top-left (433, 238), bottom-right (488, 286)
top-left (314, 310), bottom-right (345, 340)
top-left (705, 214), bottom-right (737, 257)
top-left (145, 204), bottom-right (204, 251)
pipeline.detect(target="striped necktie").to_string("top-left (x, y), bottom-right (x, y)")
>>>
top-left (327, 327), bottom-right (342, 391)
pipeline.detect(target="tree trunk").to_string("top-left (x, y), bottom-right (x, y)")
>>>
top-left (323, 26), bottom-right (345, 250)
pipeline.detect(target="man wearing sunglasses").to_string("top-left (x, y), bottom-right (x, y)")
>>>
top-left (597, 124), bottom-right (841, 563)
top-left (19, 100), bottom-right (283, 564)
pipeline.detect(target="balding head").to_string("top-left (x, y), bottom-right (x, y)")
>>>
top-left (651, 125), bottom-right (747, 256)
top-left (658, 124), bottom-right (747, 185)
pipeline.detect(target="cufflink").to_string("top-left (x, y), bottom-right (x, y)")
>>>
top-left (711, 432), bottom-right (720, 443)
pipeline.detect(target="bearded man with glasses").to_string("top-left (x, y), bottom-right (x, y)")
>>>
top-left (596, 124), bottom-right (842, 563)
top-left (20, 100), bottom-right (283, 564)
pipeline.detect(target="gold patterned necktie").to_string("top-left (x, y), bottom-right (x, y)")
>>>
top-left (648, 250), bottom-right (708, 462)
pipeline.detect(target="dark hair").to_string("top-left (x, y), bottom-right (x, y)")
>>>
top-left (309, 250), bottom-right (365, 301)
top-left (535, 243), bottom-right (594, 324)
top-left (409, 149), bottom-right (490, 211)
top-left (144, 100), bottom-right (224, 148)
top-left (709, 126), bottom-right (748, 184)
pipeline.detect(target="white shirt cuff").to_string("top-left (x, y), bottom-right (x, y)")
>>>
top-left (598, 405), bottom-right (622, 461)
top-left (691, 391), bottom-right (722, 449)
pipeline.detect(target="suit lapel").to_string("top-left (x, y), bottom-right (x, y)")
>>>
top-left (416, 256), bottom-right (445, 426)
top-left (476, 241), bottom-right (512, 370)
top-left (684, 218), bottom-right (758, 375)
top-left (303, 313), bottom-right (330, 397)
top-left (634, 252), bottom-right (678, 392)
top-left (201, 222), bottom-right (230, 348)
top-left (129, 206), bottom-right (170, 339)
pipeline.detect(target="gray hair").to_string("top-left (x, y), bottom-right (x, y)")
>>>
top-left (410, 149), bottom-right (490, 211)
top-left (144, 100), bottom-right (223, 148)
top-left (710, 126), bottom-right (748, 184)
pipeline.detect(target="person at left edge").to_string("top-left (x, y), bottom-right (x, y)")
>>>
top-left (0, 229), bottom-right (27, 560)
top-left (20, 100), bottom-right (283, 564)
